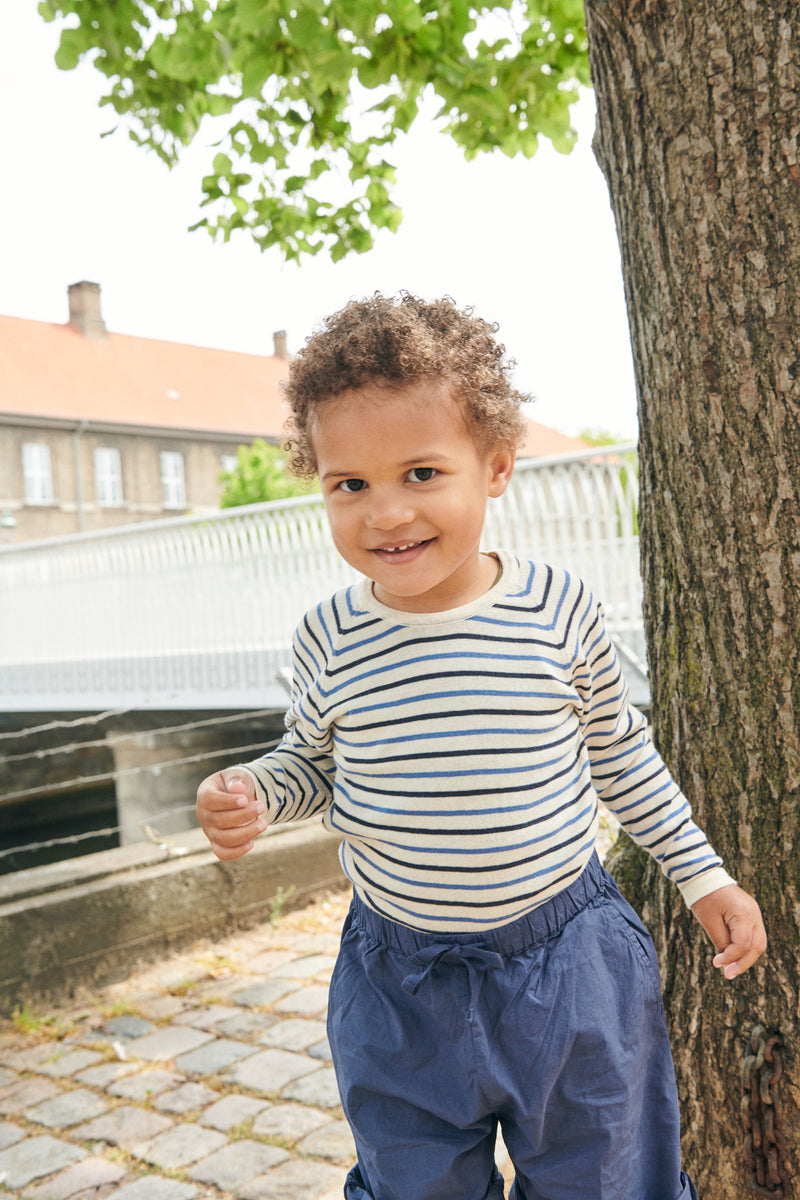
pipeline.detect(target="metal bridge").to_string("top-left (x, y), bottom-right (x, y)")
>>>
top-left (0, 445), bottom-right (647, 714)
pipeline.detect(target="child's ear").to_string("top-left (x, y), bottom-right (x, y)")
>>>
top-left (487, 445), bottom-right (516, 498)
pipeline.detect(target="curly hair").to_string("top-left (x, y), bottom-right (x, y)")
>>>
top-left (282, 292), bottom-right (529, 477)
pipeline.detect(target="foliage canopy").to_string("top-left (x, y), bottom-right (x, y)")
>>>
top-left (39, 0), bottom-right (589, 261)
top-left (219, 439), bottom-right (319, 507)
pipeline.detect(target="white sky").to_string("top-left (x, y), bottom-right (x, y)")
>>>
top-left (1, 6), bottom-right (638, 439)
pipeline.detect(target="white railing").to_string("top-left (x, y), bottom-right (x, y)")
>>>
top-left (0, 445), bottom-right (643, 710)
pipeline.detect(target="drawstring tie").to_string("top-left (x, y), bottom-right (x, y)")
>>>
top-left (401, 943), bottom-right (505, 1009)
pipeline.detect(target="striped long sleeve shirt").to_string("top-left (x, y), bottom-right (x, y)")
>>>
top-left (242, 551), bottom-right (734, 932)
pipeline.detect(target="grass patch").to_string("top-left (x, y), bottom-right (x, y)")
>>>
top-left (194, 952), bottom-right (241, 977)
top-left (227, 1118), bottom-right (255, 1140)
top-left (269, 885), bottom-right (297, 925)
top-left (10, 1005), bottom-right (73, 1040)
top-left (165, 980), bottom-right (195, 997)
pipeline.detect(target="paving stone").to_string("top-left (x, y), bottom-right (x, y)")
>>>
top-left (66, 1027), bottom-right (112, 1045)
top-left (257, 1019), bottom-right (327, 1053)
top-left (224, 1048), bottom-right (321, 1094)
top-left (252, 1103), bottom-right (331, 1142)
top-left (151, 965), bottom-right (208, 992)
top-left (0, 1069), bottom-right (16, 1089)
top-left (246, 951), bottom-right (299, 974)
top-left (111, 1175), bottom-right (198, 1200)
top-left (172, 1005), bottom-right (241, 1029)
top-left (307, 1038), bottom-right (332, 1062)
top-left (26, 1087), bottom-right (110, 1128)
top-left (231, 982), bottom-right (294, 1009)
top-left (72, 1105), bottom-right (173, 1149)
top-left (39, 1050), bottom-right (105, 1078)
top-left (104, 1015), bottom-right (157, 1039)
top-left (272, 986), bottom-right (329, 1016)
top-left (135, 996), bottom-right (187, 1021)
top-left (236, 1158), bottom-right (343, 1200)
top-left (0, 1121), bottom-right (25, 1149)
top-left (0, 1135), bottom-right (86, 1188)
top-left (124, 1027), bottom-right (215, 1062)
top-left (191, 975), bottom-right (255, 1000)
top-left (75, 1060), bottom-right (142, 1088)
top-left (187, 1140), bottom-right (289, 1191)
top-left (0, 1076), bottom-right (62, 1115)
top-left (297, 1118), bottom-right (356, 1162)
top-left (108, 1070), bottom-right (182, 1101)
top-left (291, 933), bottom-right (342, 956)
top-left (0, 1044), bottom-right (57, 1072)
top-left (153, 1082), bottom-right (220, 1114)
top-left (225, 931), bottom-right (273, 957)
top-left (137, 1124), bottom-right (229, 1169)
top-left (24, 1155), bottom-right (128, 1200)
top-left (175, 1039), bottom-right (257, 1075)
top-left (214, 1012), bottom-right (278, 1039)
top-left (267, 955), bottom-right (337, 980)
top-left (282, 1067), bottom-right (342, 1109)
top-left (197, 1095), bottom-right (270, 1132)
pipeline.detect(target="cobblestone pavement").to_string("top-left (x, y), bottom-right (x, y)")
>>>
top-left (0, 889), bottom-right (359, 1200)
top-left (0, 884), bottom-right (522, 1200)
top-left (0, 817), bottom-right (620, 1200)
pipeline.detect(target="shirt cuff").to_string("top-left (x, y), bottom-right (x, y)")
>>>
top-left (677, 865), bottom-right (737, 908)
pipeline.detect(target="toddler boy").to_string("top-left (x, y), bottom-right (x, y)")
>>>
top-left (196, 293), bottom-right (766, 1200)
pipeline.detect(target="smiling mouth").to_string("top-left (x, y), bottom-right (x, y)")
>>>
top-left (371, 539), bottom-right (432, 556)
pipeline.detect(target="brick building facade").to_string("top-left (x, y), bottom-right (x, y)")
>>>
top-left (0, 282), bottom-right (589, 545)
top-left (0, 282), bottom-right (291, 543)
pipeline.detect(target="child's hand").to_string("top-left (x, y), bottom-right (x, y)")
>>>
top-left (196, 768), bottom-right (266, 861)
top-left (690, 884), bottom-right (767, 979)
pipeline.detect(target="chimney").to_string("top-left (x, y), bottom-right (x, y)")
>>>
top-left (273, 329), bottom-right (290, 361)
top-left (68, 281), bottom-right (107, 339)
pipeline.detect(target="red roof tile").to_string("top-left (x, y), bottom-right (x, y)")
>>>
top-left (519, 418), bottom-right (590, 458)
top-left (0, 315), bottom-right (290, 437)
top-left (0, 313), bottom-right (589, 456)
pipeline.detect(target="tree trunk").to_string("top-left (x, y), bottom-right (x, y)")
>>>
top-left (583, 1), bottom-right (800, 1195)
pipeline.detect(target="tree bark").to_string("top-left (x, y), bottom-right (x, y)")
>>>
top-left (583, 1), bottom-right (800, 1195)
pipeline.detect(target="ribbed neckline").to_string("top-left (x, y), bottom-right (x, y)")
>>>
top-left (355, 548), bottom-right (520, 626)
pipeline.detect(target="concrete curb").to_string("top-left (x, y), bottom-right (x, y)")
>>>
top-left (0, 821), bottom-right (345, 1015)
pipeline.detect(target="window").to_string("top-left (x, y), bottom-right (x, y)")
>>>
top-left (220, 454), bottom-right (238, 475)
top-left (22, 442), bottom-right (54, 504)
top-left (95, 447), bottom-right (124, 506)
top-left (160, 451), bottom-right (186, 509)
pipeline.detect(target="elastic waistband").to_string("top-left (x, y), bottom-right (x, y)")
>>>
top-left (351, 853), bottom-right (612, 960)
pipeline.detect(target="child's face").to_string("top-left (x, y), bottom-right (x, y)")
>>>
top-left (311, 381), bottom-right (514, 612)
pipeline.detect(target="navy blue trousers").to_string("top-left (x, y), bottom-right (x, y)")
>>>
top-left (327, 855), bottom-right (699, 1200)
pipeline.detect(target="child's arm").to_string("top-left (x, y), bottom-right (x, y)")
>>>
top-left (196, 768), bottom-right (266, 861)
top-left (573, 586), bottom-right (766, 972)
top-left (691, 883), bottom-right (767, 979)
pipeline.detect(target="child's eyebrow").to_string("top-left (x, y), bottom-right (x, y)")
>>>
top-left (321, 451), bottom-right (457, 481)
top-left (320, 468), bottom-right (363, 481)
top-left (400, 451), bottom-right (455, 466)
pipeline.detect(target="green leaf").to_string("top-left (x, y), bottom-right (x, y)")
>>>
top-left (236, 0), bottom-right (280, 35)
top-left (41, 0), bottom-right (589, 262)
top-left (212, 151), bottom-right (233, 175)
top-left (219, 439), bottom-right (320, 506)
top-left (54, 27), bottom-right (85, 70)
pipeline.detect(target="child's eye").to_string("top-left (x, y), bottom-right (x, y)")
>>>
top-left (337, 478), bottom-right (367, 493)
top-left (408, 467), bottom-right (437, 483)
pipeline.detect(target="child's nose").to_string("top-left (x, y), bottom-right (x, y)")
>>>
top-left (365, 489), bottom-right (415, 530)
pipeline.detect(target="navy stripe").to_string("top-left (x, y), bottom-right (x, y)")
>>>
top-left (240, 553), bottom-right (729, 931)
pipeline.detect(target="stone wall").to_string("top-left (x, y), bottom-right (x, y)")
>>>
top-left (0, 421), bottom-right (257, 543)
top-left (0, 821), bottom-right (346, 1014)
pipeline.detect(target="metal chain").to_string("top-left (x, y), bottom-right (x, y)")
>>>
top-left (742, 1025), bottom-right (790, 1197)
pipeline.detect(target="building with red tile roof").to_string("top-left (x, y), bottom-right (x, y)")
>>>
top-left (0, 282), bottom-right (588, 543)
